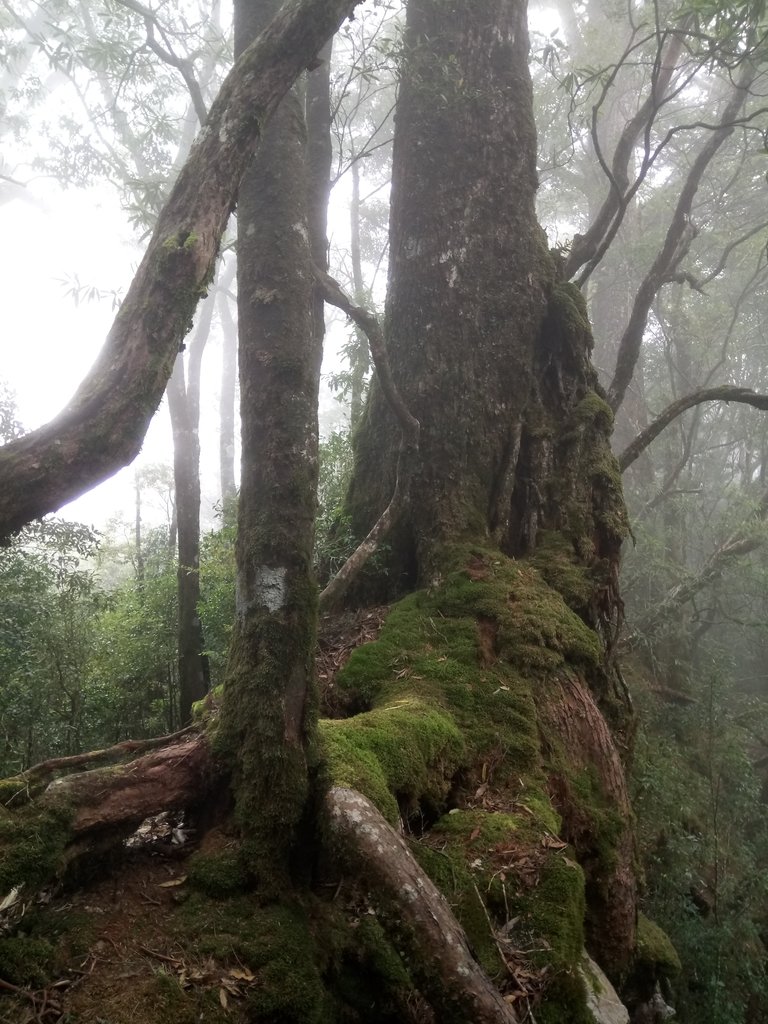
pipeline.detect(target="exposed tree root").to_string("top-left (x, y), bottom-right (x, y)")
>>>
top-left (327, 786), bottom-right (519, 1024)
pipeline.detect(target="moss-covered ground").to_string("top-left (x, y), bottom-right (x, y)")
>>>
top-left (317, 545), bottom-right (626, 1020)
top-left (0, 548), bottom-right (674, 1022)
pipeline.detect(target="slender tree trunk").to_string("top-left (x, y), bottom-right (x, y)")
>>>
top-left (217, 288), bottom-right (238, 507)
top-left (217, 0), bottom-right (322, 886)
top-left (166, 352), bottom-right (208, 725)
top-left (348, 158), bottom-right (371, 428)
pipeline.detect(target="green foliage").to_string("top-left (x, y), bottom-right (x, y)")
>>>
top-left (199, 511), bottom-right (237, 684)
top-left (316, 430), bottom-right (356, 582)
top-left (0, 520), bottom-right (105, 772)
top-left (633, 676), bottom-right (768, 1023)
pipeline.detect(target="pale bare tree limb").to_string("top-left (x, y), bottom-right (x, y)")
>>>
top-left (314, 267), bottom-right (419, 610)
top-left (327, 787), bottom-right (519, 1024)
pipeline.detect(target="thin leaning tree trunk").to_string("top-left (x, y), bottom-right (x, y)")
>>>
top-left (0, 0), bottom-right (362, 541)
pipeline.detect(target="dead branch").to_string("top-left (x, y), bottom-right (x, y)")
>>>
top-left (628, 486), bottom-right (768, 642)
top-left (619, 385), bottom-right (768, 472)
top-left (607, 66), bottom-right (756, 413)
top-left (1, 727), bottom-right (198, 806)
top-left (326, 786), bottom-right (519, 1024)
top-left (315, 268), bottom-right (420, 610)
top-left (40, 734), bottom-right (216, 836)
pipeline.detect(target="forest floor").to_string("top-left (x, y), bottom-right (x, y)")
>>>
top-left (0, 820), bottom-right (265, 1024)
top-left (0, 609), bottom-right (393, 1024)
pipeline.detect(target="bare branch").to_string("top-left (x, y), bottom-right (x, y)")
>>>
top-left (327, 787), bottom-right (519, 1024)
top-left (619, 386), bottom-right (768, 472)
top-left (314, 267), bottom-right (419, 609)
top-left (113, 0), bottom-right (209, 124)
top-left (628, 488), bottom-right (768, 641)
top-left (607, 66), bottom-right (756, 413)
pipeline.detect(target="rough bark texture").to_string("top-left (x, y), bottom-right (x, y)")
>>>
top-left (327, 787), bottom-right (519, 1024)
top-left (0, 0), bottom-right (361, 540)
top-left (341, 0), bottom-right (635, 984)
top-left (346, 0), bottom-right (552, 580)
top-left (42, 734), bottom-right (213, 835)
top-left (216, 0), bottom-right (322, 886)
top-left (537, 671), bottom-right (637, 974)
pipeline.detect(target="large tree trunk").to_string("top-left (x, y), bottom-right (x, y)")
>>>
top-left (0, 4), bottom-right (654, 1021)
top-left (343, 0), bottom-right (635, 978)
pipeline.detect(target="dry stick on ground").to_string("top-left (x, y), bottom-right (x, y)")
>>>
top-left (327, 786), bottom-right (519, 1024)
top-left (619, 385), bottom-right (768, 472)
top-left (314, 267), bottom-right (420, 610)
top-left (0, 0), bottom-right (363, 541)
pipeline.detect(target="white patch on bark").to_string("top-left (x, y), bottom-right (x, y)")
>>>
top-left (235, 565), bottom-right (286, 616)
top-left (246, 223), bottom-right (256, 237)
top-left (253, 566), bottom-right (288, 611)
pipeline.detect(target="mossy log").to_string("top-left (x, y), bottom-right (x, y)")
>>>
top-left (0, 735), bottom-right (216, 897)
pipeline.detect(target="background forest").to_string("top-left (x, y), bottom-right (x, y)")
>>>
top-left (2, 0), bottom-right (768, 1021)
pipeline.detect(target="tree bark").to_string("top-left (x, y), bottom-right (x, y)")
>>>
top-left (216, 0), bottom-right (322, 887)
top-left (327, 787), bottom-right (520, 1024)
top-left (166, 353), bottom-right (208, 725)
top-left (0, 0), bottom-right (362, 541)
top-left (346, 0), bottom-right (551, 581)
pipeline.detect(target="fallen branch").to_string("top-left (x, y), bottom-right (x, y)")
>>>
top-left (5, 727), bottom-right (197, 799)
top-left (326, 786), bottom-right (519, 1024)
top-left (38, 734), bottom-right (216, 837)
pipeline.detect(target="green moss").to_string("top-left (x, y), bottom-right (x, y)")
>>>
top-left (411, 838), bottom-right (506, 979)
top-left (321, 700), bottom-right (464, 823)
top-left (187, 848), bottom-right (249, 898)
top-left (536, 969), bottom-right (596, 1024)
top-left (574, 390), bottom-right (614, 431)
top-left (0, 804), bottom-right (72, 893)
top-left (548, 281), bottom-right (593, 352)
top-left (0, 935), bottom-right (53, 985)
top-left (177, 894), bottom-right (334, 1023)
top-left (354, 915), bottom-right (410, 988)
top-left (531, 531), bottom-right (595, 612)
top-left (636, 912), bottom-right (681, 975)
top-left (519, 854), bottom-right (586, 968)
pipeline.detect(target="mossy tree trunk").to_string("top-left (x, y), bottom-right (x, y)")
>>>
top-left (344, 0), bottom-right (635, 974)
top-left (216, 0), bottom-right (322, 886)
